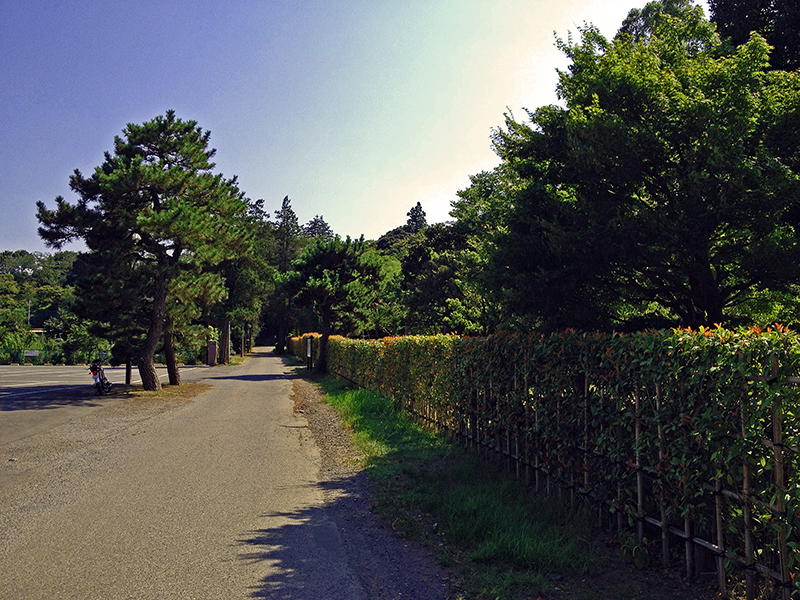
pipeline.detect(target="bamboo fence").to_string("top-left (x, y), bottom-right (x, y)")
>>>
top-left (297, 331), bottom-right (799, 599)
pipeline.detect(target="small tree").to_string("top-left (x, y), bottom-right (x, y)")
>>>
top-left (405, 202), bottom-right (427, 233)
top-left (286, 236), bottom-right (382, 373)
top-left (303, 215), bottom-right (334, 240)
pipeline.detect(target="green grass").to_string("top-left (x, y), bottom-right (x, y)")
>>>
top-left (316, 376), bottom-right (600, 600)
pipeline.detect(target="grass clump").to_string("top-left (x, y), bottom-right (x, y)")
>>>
top-left (316, 377), bottom-right (599, 599)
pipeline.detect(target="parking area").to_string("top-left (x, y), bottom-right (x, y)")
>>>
top-left (0, 364), bottom-right (210, 397)
top-left (0, 364), bottom-right (212, 444)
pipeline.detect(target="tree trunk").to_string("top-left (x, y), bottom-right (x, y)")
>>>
top-left (138, 272), bottom-right (167, 391)
top-left (219, 319), bottom-right (231, 364)
top-left (125, 357), bottom-right (132, 385)
top-left (687, 258), bottom-right (725, 327)
top-left (164, 316), bottom-right (181, 386)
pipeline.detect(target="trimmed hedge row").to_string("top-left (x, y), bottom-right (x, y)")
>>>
top-left (291, 328), bottom-right (799, 596)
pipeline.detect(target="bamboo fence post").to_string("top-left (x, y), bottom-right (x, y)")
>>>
top-left (656, 383), bottom-right (670, 570)
top-left (635, 389), bottom-right (644, 546)
top-left (557, 392), bottom-right (563, 503)
top-left (743, 461), bottom-right (755, 599)
top-left (473, 384), bottom-right (479, 451)
top-left (685, 515), bottom-right (693, 581)
top-left (714, 474), bottom-right (726, 595)
top-left (570, 471), bottom-right (575, 509)
top-left (525, 374), bottom-right (532, 488)
top-left (490, 377), bottom-right (496, 460)
top-left (514, 369), bottom-right (519, 479)
top-left (677, 378), bottom-right (693, 580)
top-left (506, 426), bottom-right (512, 473)
top-left (584, 372), bottom-right (591, 499)
top-left (616, 392), bottom-right (623, 538)
top-left (771, 355), bottom-right (791, 600)
top-left (545, 389), bottom-right (550, 496)
top-left (535, 385), bottom-right (541, 494)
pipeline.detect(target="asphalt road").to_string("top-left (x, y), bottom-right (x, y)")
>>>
top-left (0, 363), bottom-right (211, 445)
top-left (0, 349), bottom-right (385, 599)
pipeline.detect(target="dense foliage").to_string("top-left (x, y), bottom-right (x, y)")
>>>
top-left (458, 3), bottom-right (800, 332)
top-left (284, 236), bottom-right (383, 373)
top-left (708, 0), bottom-right (799, 71)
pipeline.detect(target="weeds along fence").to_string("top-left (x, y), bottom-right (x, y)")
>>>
top-left (290, 328), bottom-right (800, 599)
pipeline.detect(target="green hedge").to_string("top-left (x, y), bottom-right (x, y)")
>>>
top-left (290, 328), bottom-right (800, 594)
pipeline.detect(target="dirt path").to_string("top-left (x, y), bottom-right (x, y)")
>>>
top-left (0, 349), bottom-right (449, 599)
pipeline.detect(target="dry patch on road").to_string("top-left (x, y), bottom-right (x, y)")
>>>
top-left (105, 382), bottom-right (212, 413)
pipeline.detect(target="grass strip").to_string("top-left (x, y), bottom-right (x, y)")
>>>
top-left (316, 376), bottom-right (600, 600)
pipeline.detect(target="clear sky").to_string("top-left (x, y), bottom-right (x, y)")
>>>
top-left (1, 0), bottom-right (708, 253)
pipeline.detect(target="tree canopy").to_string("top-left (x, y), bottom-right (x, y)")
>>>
top-left (459, 3), bottom-right (800, 331)
top-left (12, 3), bottom-right (800, 362)
top-left (709, 0), bottom-right (799, 71)
top-left (303, 215), bottom-right (335, 240)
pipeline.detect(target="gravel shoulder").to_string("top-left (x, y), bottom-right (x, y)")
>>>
top-left (290, 371), bottom-right (452, 599)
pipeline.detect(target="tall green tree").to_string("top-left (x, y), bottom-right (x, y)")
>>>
top-left (270, 195), bottom-right (304, 353)
top-left (399, 224), bottom-right (468, 334)
top-left (709, 0), bottom-right (799, 71)
top-left (37, 111), bottom-right (251, 389)
top-left (211, 199), bottom-right (276, 360)
top-left (449, 168), bottom-right (515, 333)
top-left (481, 7), bottom-right (800, 330)
top-left (286, 236), bottom-right (382, 373)
top-left (405, 202), bottom-right (427, 234)
top-left (303, 215), bottom-right (334, 240)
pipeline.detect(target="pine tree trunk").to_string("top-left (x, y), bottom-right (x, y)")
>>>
top-left (219, 319), bottom-right (231, 364)
top-left (164, 316), bottom-right (181, 386)
top-left (138, 272), bottom-right (167, 391)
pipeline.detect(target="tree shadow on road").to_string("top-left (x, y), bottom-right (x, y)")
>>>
top-left (0, 387), bottom-right (102, 411)
top-left (237, 474), bottom-right (449, 600)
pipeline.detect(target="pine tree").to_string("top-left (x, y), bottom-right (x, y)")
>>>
top-left (37, 111), bottom-right (250, 389)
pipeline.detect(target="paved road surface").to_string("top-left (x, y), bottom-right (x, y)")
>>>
top-left (0, 364), bottom-right (210, 445)
top-left (0, 349), bottom-right (445, 599)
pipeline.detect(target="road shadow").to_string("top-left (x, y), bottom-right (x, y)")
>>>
top-left (237, 473), bottom-right (448, 600)
top-left (0, 386), bottom-right (103, 411)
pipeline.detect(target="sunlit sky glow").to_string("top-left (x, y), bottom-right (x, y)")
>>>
top-left (0, 0), bottom-right (708, 252)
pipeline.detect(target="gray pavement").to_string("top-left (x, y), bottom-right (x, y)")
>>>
top-left (0, 363), bottom-right (211, 445)
top-left (0, 350), bottom-right (344, 599)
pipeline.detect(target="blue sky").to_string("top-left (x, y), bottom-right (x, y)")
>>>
top-left (1, 0), bottom-right (708, 252)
